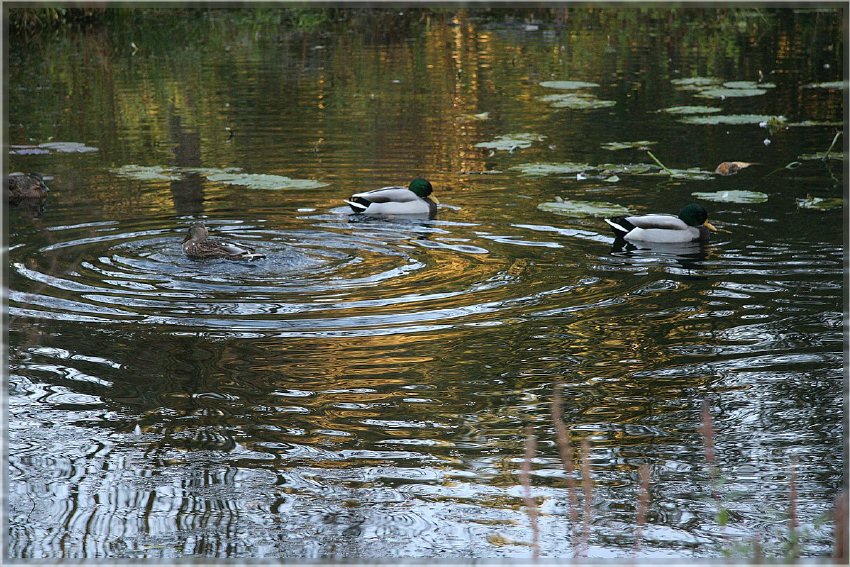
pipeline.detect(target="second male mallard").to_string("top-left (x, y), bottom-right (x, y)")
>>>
top-left (182, 222), bottom-right (265, 260)
top-left (346, 178), bottom-right (438, 217)
top-left (605, 204), bottom-right (718, 243)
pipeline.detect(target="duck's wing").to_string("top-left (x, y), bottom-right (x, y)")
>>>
top-left (186, 238), bottom-right (265, 260)
top-left (624, 214), bottom-right (689, 231)
top-left (349, 186), bottom-right (418, 203)
top-left (216, 238), bottom-right (266, 260)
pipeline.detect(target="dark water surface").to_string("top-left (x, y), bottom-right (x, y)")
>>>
top-left (6, 8), bottom-right (846, 559)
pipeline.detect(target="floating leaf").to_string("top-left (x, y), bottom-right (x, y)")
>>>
top-left (671, 77), bottom-right (722, 89)
top-left (540, 93), bottom-right (616, 110)
top-left (111, 164), bottom-right (180, 181)
top-left (662, 105), bottom-right (723, 115)
top-left (204, 172), bottom-right (328, 190)
top-left (663, 168), bottom-right (716, 181)
top-left (600, 140), bottom-right (656, 150)
top-left (539, 80), bottom-right (600, 90)
top-left (9, 145), bottom-right (50, 155)
top-left (798, 151), bottom-right (844, 161)
top-left (512, 162), bottom-right (592, 176)
top-left (679, 114), bottom-right (783, 126)
top-left (179, 166), bottom-right (243, 176)
top-left (111, 165), bottom-right (328, 189)
top-left (10, 142), bottom-right (98, 155)
top-left (803, 81), bottom-right (849, 89)
top-left (796, 196), bottom-right (843, 210)
top-left (723, 81), bottom-right (776, 89)
top-left (691, 190), bottom-right (768, 203)
top-left (714, 161), bottom-right (757, 175)
top-left (458, 112), bottom-right (490, 122)
top-left (38, 141), bottom-right (99, 153)
top-left (597, 163), bottom-right (659, 175)
top-left (786, 120), bottom-right (844, 127)
top-left (475, 133), bottom-right (545, 151)
top-left (694, 87), bottom-right (768, 98)
top-left (537, 197), bottom-right (630, 217)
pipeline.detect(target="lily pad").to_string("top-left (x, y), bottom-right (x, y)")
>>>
top-left (512, 162), bottom-right (593, 176)
top-left (786, 120), bottom-right (844, 127)
top-left (796, 196), bottom-right (843, 210)
top-left (9, 145), bottom-right (50, 155)
top-left (597, 163), bottom-right (659, 175)
top-left (695, 87), bottom-right (768, 98)
top-left (10, 142), bottom-right (99, 155)
top-left (662, 105), bottom-right (723, 115)
top-left (475, 133), bottom-right (545, 151)
top-left (803, 81), bottom-right (849, 89)
top-left (798, 151), bottom-right (844, 161)
top-left (601, 140), bottom-right (656, 151)
top-left (723, 81), bottom-right (776, 89)
top-left (111, 164), bottom-right (180, 181)
top-left (204, 172), bottom-right (329, 190)
top-left (538, 197), bottom-right (630, 218)
top-left (671, 77), bottom-right (722, 89)
top-left (540, 93), bottom-right (616, 110)
top-left (678, 114), bottom-right (783, 126)
top-left (179, 167), bottom-right (243, 176)
top-left (38, 141), bottom-right (99, 153)
top-left (539, 80), bottom-right (600, 90)
top-left (111, 165), bottom-right (329, 189)
top-left (691, 190), bottom-right (768, 203)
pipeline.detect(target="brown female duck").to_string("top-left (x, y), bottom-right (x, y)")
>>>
top-left (182, 222), bottom-right (266, 261)
top-left (6, 173), bottom-right (49, 204)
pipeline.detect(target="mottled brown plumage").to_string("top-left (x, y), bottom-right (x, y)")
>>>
top-left (181, 222), bottom-right (265, 261)
top-left (6, 173), bottom-right (49, 204)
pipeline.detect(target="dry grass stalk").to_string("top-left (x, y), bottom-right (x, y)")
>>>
top-left (835, 490), bottom-right (848, 563)
top-left (788, 457), bottom-right (798, 533)
top-left (551, 384), bottom-right (579, 548)
top-left (752, 533), bottom-right (763, 563)
top-left (633, 463), bottom-right (650, 555)
top-left (787, 457), bottom-right (799, 560)
top-left (701, 399), bottom-right (715, 464)
top-left (520, 426), bottom-right (540, 560)
top-left (580, 437), bottom-right (593, 557)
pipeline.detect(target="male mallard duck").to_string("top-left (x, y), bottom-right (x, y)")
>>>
top-left (605, 204), bottom-right (718, 243)
top-left (182, 222), bottom-right (265, 260)
top-left (6, 172), bottom-right (49, 204)
top-left (345, 178), bottom-right (438, 217)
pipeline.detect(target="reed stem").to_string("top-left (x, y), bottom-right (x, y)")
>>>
top-left (634, 463), bottom-right (651, 555)
top-left (520, 427), bottom-right (540, 560)
top-left (580, 438), bottom-right (593, 557)
top-left (551, 384), bottom-right (579, 551)
top-left (647, 150), bottom-right (676, 175)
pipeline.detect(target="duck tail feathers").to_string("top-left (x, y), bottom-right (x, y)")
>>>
top-left (236, 252), bottom-right (266, 261)
top-left (345, 197), bottom-right (370, 213)
top-left (604, 217), bottom-right (633, 239)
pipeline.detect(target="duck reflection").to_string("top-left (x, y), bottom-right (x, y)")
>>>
top-left (609, 238), bottom-right (711, 273)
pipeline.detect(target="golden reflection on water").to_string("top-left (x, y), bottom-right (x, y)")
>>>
top-left (6, 8), bottom-right (845, 560)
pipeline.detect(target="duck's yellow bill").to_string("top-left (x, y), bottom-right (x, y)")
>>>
top-left (704, 221), bottom-right (731, 233)
top-left (431, 196), bottom-right (440, 204)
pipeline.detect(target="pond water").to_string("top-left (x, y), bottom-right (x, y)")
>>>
top-left (6, 7), bottom-right (846, 560)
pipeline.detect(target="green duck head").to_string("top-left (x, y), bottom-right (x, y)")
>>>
top-left (408, 178), bottom-right (434, 199)
top-left (678, 203), bottom-right (716, 231)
